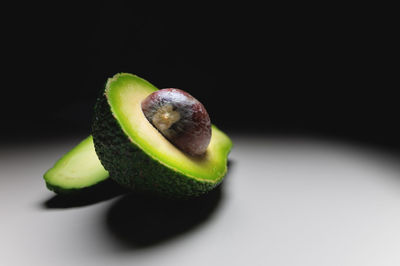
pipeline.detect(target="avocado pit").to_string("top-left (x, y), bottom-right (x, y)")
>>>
top-left (152, 104), bottom-right (181, 134)
top-left (141, 88), bottom-right (211, 156)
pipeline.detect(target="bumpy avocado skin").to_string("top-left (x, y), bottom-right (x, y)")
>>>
top-left (45, 182), bottom-right (79, 195)
top-left (45, 178), bottom-right (107, 195)
top-left (92, 92), bottom-right (219, 198)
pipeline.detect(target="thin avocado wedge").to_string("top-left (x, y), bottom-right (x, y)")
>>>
top-left (44, 136), bottom-right (109, 194)
top-left (92, 73), bottom-right (232, 197)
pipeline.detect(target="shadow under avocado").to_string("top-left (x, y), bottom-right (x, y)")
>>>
top-left (105, 184), bottom-right (224, 248)
top-left (104, 160), bottom-right (234, 248)
top-left (43, 179), bottom-right (128, 209)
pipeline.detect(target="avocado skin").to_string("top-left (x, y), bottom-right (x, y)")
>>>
top-left (92, 91), bottom-right (218, 198)
top-left (45, 178), bottom-right (108, 195)
top-left (45, 182), bottom-right (82, 195)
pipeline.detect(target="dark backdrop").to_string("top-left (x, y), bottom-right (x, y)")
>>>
top-left (3, 3), bottom-right (397, 148)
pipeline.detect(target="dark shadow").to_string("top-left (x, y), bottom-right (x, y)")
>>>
top-left (105, 184), bottom-right (224, 248)
top-left (226, 159), bottom-right (234, 182)
top-left (43, 179), bottom-right (128, 209)
top-left (104, 159), bottom-right (235, 248)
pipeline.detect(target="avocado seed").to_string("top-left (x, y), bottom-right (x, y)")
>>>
top-left (141, 88), bottom-right (211, 156)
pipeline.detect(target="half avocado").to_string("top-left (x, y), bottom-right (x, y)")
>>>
top-left (92, 73), bottom-right (232, 197)
top-left (44, 136), bottom-right (109, 194)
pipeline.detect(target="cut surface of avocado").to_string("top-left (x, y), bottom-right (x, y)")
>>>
top-left (92, 73), bottom-right (232, 197)
top-left (44, 136), bottom-right (109, 194)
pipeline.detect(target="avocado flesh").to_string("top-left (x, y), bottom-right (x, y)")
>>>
top-left (44, 136), bottom-right (109, 194)
top-left (92, 73), bottom-right (232, 197)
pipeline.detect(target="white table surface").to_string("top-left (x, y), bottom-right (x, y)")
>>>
top-left (2, 134), bottom-right (400, 266)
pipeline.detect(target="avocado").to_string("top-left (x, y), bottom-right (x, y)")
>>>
top-left (44, 136), bottom-right (109, 194)
top-left (92, 73), bottom-right (232, 197)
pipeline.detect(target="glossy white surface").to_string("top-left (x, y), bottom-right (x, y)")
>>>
top-left (2, 135), bottom-right (400, 266)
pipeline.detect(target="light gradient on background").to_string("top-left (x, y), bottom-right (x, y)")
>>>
top-left (1, 134), bottom-right (400, 266)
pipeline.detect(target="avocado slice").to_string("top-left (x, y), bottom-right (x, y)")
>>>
top-left (92, 73), bottom-right (232, 197)
top-left (44, 136), bottom-right (109, 194)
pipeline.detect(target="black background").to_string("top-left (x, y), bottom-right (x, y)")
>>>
top-left (3, 3), bottom-right (397, 148)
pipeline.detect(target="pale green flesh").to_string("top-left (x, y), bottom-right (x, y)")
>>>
top-left (106, 73), bottom-right (232, 182)
top-left (44, 136), bottom-right (109, 190)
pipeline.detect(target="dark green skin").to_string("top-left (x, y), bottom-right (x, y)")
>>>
top-left (45, 172), bottom-right (107, 195)
top-left (92, 93), bottom-right (218, 198)
top-left (45, 183), bottom-right (81, 195)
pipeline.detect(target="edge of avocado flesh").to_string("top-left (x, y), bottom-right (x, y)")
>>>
top-left (92, 73), bottom-right (233, 197)
top-left (43, 136), bottom-right (110, 195)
